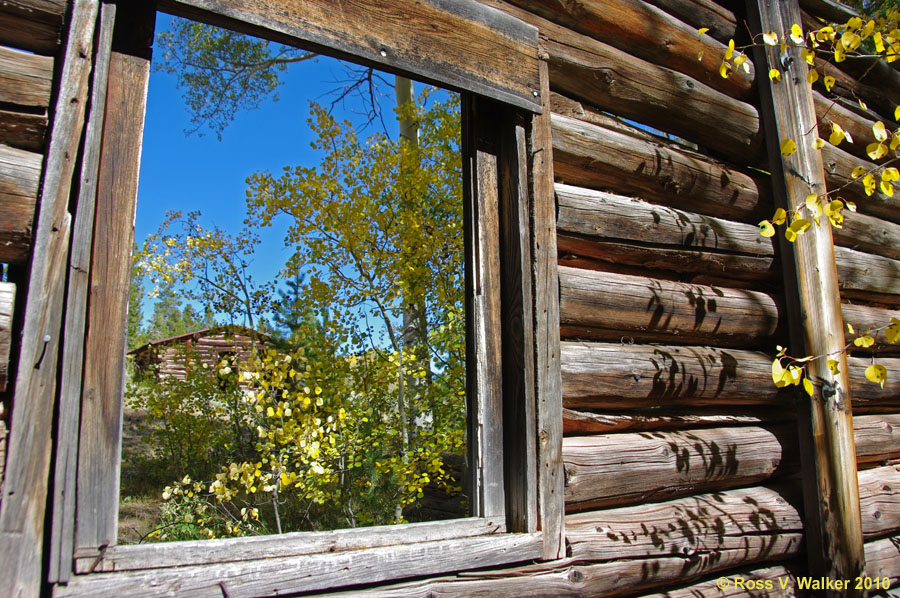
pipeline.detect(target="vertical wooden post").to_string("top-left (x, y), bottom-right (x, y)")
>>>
top-left (748, 0), bottom-right (864, 587)
top-left (0, 2), bottom-right (98, 596)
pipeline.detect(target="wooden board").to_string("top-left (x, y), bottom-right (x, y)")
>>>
top-left (0, 0), bottom-right (65, 55)
top-left (529, 59), bottom-right (564, 560)
top-left (834, 211), bottom-right (900, 262)
top-left (854, 414), bottom-right (900, 466)
top-left (558, 266), bottom-right (781, 346)
top-left (75, 49), bottom-right (150, 556)
top-left (551, 113), bottom-right (767, 221)
top-left (0, 45), bottom-right (53, 108)
top-left (858, 465), bottom-right (900, 541)
top-left (160, 0), bottom-right (541, 112)
top-left (0, 282), bottom-right (13, 392)
top-left (0, 143), bottom-right (41, 264)
top-left (636, 565), bottom-right (798, 598)
top-left (566, 484), bottom-right (803, 562)
top-left (835, 245), bottom-right (900, 300)
top-left (642, 0), bottom-right (737, 43)
top-left (864, 535), bottom-right (900, 582)
top-left (55, 532), bottom-right (543, 598)
top-left (0, 2), bottom-right (97, 596)
top-left (563, 424), bottom-right (794, 511)
top-left (563, 408), bottom-right (791, 434)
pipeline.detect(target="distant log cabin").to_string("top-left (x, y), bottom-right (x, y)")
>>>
top-left (128, 326), bottom-right (270, 381)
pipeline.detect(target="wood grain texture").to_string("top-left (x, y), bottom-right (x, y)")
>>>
top-left (506, 0), bottom-right (754, 99)
top-left (566, 484), bottom-right (803, 562)
top-left (563, 408), bottom-right (790, 434)
top-left (552, 113), bottom-right (767, 221)
top-left (813, 91), bottom-right (897, 165)
top-left (161, 0), bottom-right (541, 112)
top-left (0, 2), bottom-right (97, 596)
top-left (833, 211), bottom-right (900, 262)
top-left (529, 60), bottom-right (564, 560)
top-left (855, 414), bottom-right (900, 466)
top-left (55, 533), bottom-right (543, 598)
top-left (635, 565), bottom-right (799, 598)
top-left (841, 302), bottom-right (900, 354)
top-left (864, 535), bottom-right (900, 582)
top-left (76, 517), bottom-right (507, 573)
top-left (0, 143), bottom-right (41, 264)
top-left (0, 110), bottom-right (47, 152)
top-left (48, 3), bottom-right (116, 584)
top-left (0, 0), bottom-right (65, 54)
top-left (0, 45), bottom-right (53, 108)
top-left (858, 465), bottom-right (900, 541)
top-left (821, 143), bottom-right (900, 226)
top-left (562, 424), bottom-right (794, 511)
top-left (750, 0), bottom-right (864, 583)
top-left (0, 281), bottom-right (13, 392)
top-left (558, 266), bottom-right (782, 346)
top-left (481, 0), bottom-right (761, 161)
top-left (561, 341), bottom-right (900, 410)
top-left (642, 0), bottom-right (738, 42)
top-left (75, 50), bottom-right (150, 555)
top-left (835, 245), bottom-right (900, 300)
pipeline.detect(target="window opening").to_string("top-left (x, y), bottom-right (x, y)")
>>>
top-left (120, 13), bottom-right (466, 544)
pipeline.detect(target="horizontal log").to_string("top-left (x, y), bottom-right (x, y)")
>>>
top-left (0, 0), bottom-right (64, 55)
top-left (636, 564), bottom-right (798, 598)
top-left (855, 414), bottom-right (900, 466)
top-left (558, 266), bottom-right (781, 346)
top-left (0, 281), bottom-right (13, 392)
top-left (505, 0), bottom-right (754, 99)
top-left (814, 92), bottom-right (898, 165)
top-left (833, 211), bottom-right (900, 262)
top-left (519, 6), bottom-right (762, 160)
top-left (835, 246), bottom-right (900, 300)
top-left (552, 113), bottom-right (768, 221)
top-left (56, 532), bottom-right (543, 598)
top-left (812, 56), bottom-right (899, 123)
top-left (556, 184), bottom-right (773, 256)
top-left (821, 143), bottom-right (900, 225)
top-left (563, 408), bottom-right (791, 434)
top-left (561, 341), bottom-right (900, 410)
top-left (563, 424), bottom-right (793, 510)
top-left (642, 0), bottom-right (737, 43)
top-left (0, 110), bottom-right (46, 152)
top-left (0, 45), bottom-right (52, 108)
top-left (842, 303), bottom-right (900, 354)
top-left (864, 535), bottom-right (900, 582)
top-left (0, 143), bottom-right (41, 264)
top-left (799, 0), bottom-right (858, 23)
top-left (566, 485), bottom-right (802, 563)
top-left (550, 92), bottom-right (662, 143)
top-left (859, 465), bottom-right (900, 541)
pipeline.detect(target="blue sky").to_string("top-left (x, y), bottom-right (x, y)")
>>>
top-left (135, 14), bottom-right (402, 304)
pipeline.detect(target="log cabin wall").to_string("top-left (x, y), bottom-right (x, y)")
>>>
top-left (0, 0), bottom-right (899, 596)
top-left (0, 0), bottom-right (65, 500)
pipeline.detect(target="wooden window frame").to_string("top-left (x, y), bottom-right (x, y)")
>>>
top-left (48, 0), bottom-right (563, 595)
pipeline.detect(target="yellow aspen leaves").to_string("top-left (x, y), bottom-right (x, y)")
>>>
top-left (887, 318), bottom-right (900, 344)
top-left (867, 142), bottom-right (888, 160)
top-left (824, 199), bottom-right (844, 227)
top-left (734, 54), bottom-right (749, 72)
top-left (875, 31), bottom-right (886, 52)
top-left (874, 121), bottom-right (888, 142)
top-left (824, 75), bottom-right (835, 91)
top-left (698, 27), bottom-right (709, 36)
top-left (803, 377), bottom-right (814, 396)
top-left (802, 48), bottom-right (816, 65)
top-left (851, 165), bottom-right (867, 179)
top-left (865, 363), bottom-right (887, 388)
top-left (805, 193), bottom-right (821, 217)
top-left (719, 61), bottom-right (731, 78)
top-left (758, 220), bottom-right (775, 237)
top-left (726, 38), bottom-right (735, 59)
top-left (863, 173), bottom-right (877, 196)
top-left (895, 105), bottom-right (900, 121)
top-left (881, 168), bottom-right (898, 196)
top-left (784, 218), bottom-right (811, 242)
top-left (780, 138), bottom-right (797, 156)
top-left (772, 208), bottom-right (787, 225)
top-left (829, 122), bottom-right (851, 146)
top-left (763, 31), bottom-right (779, 45)
top-left (790, 24), bottom-right (804, 44)
top-left (807, 69), bottom-right (819, 85)
top-left (827, 359), bottom-right (840, 375)
top-left (854, 335), bottom-right (875, 348)
top-left (769, 68), bottom-right (782, 82)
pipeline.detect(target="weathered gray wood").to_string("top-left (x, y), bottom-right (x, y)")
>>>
top-left (563, 408), bottom-right (791, 434)
top-left (464, 97), bottom-right (505, 520)
top-left (481, 0), bottom-right (761, 161)
top-left (561, 341), bottom-right (900, 410)
top-left (77, 517), bottom-right (506, 573)
top-left (566, 484), bottom-right (803, 562)
top-left (563, 424), bottom-right (794, 511)
top-left (0, 2), bottom-right (97, 596)
top-left (499, 112), bottom-right (537, 533)
top-left (799, 0), bottom-right (858, 23)
top-left (858, 465), bottom-right (900, 540)
top-left (835, 246), bottom-right (900, 300)
top-left (833, 211), bottom-right (900, 263)
top-left (0, 143), bottom-right (42, 264)
top-left (855, 415), bottom-right (900, 466)
top-left (48, 2), bottom-right (115, 584)
top-left (750, 0), bottom-right (864, 583)
top-left (506, 0), bottom-right (754, 99)
top-left (0, 281), bottom-right (13, 392)
top-left (549, 92), bottom-right (661, 143)
top-left (530, 60), bottom-right (564, 560)
top-left (864, 535), bottom-right (900, 582)
top-left (814, 91), bottom-right (898, 165)
top-left (160, 0), bottom-right (541, 112)
top-left (55, 532), bottom-right (543, 598)
top-left (75, 48), bottom-right (150, 556)
top-left (842, 303), bottom-right (900, 353)
top-left (0, 45), bottom-right (53, 108)
top-left (559, 266), bottom-right (781, 346)
top-left (811, 56), bottom-right (899, 124)
top-left (636, 565), bottom-right (799, 598)
top-left (0, 0), bottom-right (65, 55)
top-left (0, 110), bottom-right (46, 152)
top-left (821, 143), bottom-right (900, 226)
top-left (551, 113), bottom-right (767, 221)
